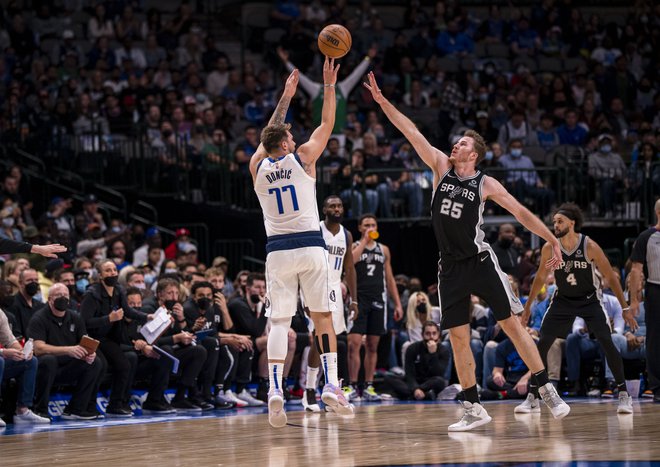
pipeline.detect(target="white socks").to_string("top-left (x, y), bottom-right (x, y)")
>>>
top-left (269, 363), bottom-right (283, 393)
top-left (306, 366), bottom-right (320, 389)
top-left (320, 352), bottom-right (339, 386)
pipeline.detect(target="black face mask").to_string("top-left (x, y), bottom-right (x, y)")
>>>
top-left (396, 284), bottom-right (406, 295)
top-left (25, 282), bottom-right (40, 296)
top-left (197, 297), bottom-right (211, 310)
top-left (499, 237), bottom-right (513, 249)
top-left (103, 276), bottom-right (118, 287)
top-left (164, 299), bottom-right (177, 310)
top-left (416, 303), bottom-right (427, 314)
top-left (162, 129), bottom-right (173, 138)
top-left (53, 297), bottom-right (69, 311)
top-left (249, 294), bottom-right (260, 304)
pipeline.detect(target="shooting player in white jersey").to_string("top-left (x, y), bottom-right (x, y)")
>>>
top-left (250, 58), bottom-right (354, 428)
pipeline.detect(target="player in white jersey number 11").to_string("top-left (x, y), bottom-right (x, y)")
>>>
top-left (249, 57), bottom-right (354, 428)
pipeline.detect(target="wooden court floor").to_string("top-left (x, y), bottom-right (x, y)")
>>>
top-left (1, 400), bottom-right (659, 466)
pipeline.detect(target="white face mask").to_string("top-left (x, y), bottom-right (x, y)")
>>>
top-left (2, 217), bottom-right (14, 228)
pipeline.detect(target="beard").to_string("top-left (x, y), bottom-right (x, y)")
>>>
top-left (555, 227), bottom-right (570, 238)
top-left (328, 213), bottom-right (343, 224)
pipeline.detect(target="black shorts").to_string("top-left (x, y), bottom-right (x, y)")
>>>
top-left (539, 295), bottom-right (610, 338)
top-left (439, 251), bottom-right (523, 330)
top-left (349, 300), bottom-right (387, 336)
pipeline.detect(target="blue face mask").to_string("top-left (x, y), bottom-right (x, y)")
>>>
top-left (510, 148), bottom-right (523, 158)
top-left (600, 144), bottom-right (612, 153)
top-left (484, 151), bottom-right (494, 161)
top-left (76, 278), bottom-right (89, 294)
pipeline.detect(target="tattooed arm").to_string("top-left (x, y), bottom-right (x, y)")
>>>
top-left (249, 69), bottom-right (299, 180)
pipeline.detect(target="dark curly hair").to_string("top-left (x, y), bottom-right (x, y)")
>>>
top-left (554, 202), bottom-right (583, 232)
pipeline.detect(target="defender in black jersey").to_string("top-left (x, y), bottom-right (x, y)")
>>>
top-left (365, 72), bottom-right (569, 430)
top-left (348, 214), bottom-right (403, 401)
top-left (520, 203), bottom-right (637, 414)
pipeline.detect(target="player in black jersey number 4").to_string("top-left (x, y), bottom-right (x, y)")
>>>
top-left (365, 72), bottom-right (570, 431)
top-left (520, 203), bottom-right (637, 414)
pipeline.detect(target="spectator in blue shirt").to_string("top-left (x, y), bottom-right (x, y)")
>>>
top-left (482, 338), bottom-right (530, 400)
top-left (536, 113), bottom-right (560, 151)
top-left (498, 139), bottom-right (555, 215)
top-left (436, 20), bottom-right (474, 57)
top-left (510, 17), bottom-right (541, 57)
top-left (557, 108), bottom-right (588, 146)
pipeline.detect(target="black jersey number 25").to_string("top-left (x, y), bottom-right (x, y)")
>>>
top-left (440, 199), bottom-right (463, 219)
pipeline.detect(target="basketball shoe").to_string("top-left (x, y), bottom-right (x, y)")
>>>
top-left (514, 393), bottom-right (541, 413)
top-left (321, 383), bottom-right (354, 415)
top-left (617, 391), bottom-right (633, 414)
top-left (448, 401), bottom-right (492, 431)
top-left (539, 382), bottom-right (570, 419)
top-left (268, 389), bottom-right (287, 428)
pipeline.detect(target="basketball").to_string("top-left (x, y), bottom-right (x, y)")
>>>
top-left (317, 24), bottom-right (352, 59)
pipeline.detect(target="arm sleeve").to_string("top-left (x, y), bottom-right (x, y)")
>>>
top-left (0, 238), bottom-right (32, 255)
top-left (337, 58), bottom-right (371, 97)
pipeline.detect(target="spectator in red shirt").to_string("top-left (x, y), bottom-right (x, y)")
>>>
top-left (165, 228), bottom-right (191, 259)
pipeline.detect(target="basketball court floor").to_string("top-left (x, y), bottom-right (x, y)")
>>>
top-left (2, 398), bottom-right (659, 466)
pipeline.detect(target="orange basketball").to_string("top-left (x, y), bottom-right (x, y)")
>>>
top-left (317, 24), bottom-right (352, 59)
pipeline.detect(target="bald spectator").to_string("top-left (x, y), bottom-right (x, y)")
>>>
top-left (28, 284), bottom-right (104, 420)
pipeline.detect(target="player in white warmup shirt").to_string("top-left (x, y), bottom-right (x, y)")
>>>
top-left (302, 195), bottom-right (358, 413)
top-left (250, 58), bottom-right (353, 428)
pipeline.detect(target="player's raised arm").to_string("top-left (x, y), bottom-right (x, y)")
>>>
top-left (249, 69), bottom-right (299, 180)
top-left (363, 71), bottom-right (449, 182)
top-left (484, 176), bottom-right (562, 271)
top-left (297, 57), bottom-right (340, 171)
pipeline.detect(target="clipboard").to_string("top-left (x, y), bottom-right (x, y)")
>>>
top-left (79, 335), bottom-right (100, 354)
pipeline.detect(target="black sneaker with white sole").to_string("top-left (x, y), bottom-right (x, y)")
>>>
top-left (142, 401), bottom-right (177, 415)
top-left (105, 405), bottom-right (134, 418)
top-left (61, 410), bottom-right (98, 421)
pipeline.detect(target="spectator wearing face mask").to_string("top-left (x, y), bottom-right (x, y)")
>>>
top-left (588, 134), bottom-right (627, 218)
top-left (132, 227), bottom-right (165, 268)
top-left (72, 269), bottom-right (91, 304)
top-left (490, 224), bottom-right (520, 278)
top-left (8, 268), bottom-right (43, 339)
top-left (80, 260), bottom-right (151, 417)
top-left (498, 139), bottom-right (555, 216)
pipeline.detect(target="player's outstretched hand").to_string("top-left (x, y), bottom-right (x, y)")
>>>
top-left (323, 56), bottom-right (340, 86)
top-left (546, 241), bottom-right (563, 271)
top-left (283, 69), bottom-right (299, 98)
top-left (31, 243), bottom-right (67, 258)
top-left (363, 71), bottom-right (386, 105)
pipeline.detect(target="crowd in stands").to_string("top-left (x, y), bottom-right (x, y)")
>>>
top-left (0, 0), bottom-right (658, 218)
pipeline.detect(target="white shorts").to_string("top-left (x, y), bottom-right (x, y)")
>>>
top-left (265, 247), bottom-right (337, 320)
top-left (304, 282), bottom-right (347, 335)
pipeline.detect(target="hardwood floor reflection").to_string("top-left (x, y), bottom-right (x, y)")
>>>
top-left (2, 400), bottom-right (659, 466)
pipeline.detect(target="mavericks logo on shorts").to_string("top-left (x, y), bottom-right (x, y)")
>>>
top-left (264, 297), bottom-right (271, 309)
top-left (329, 290), bottom-right (336, 302)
